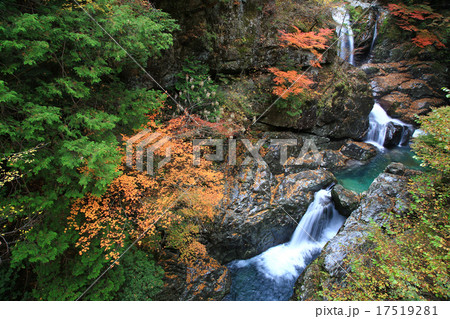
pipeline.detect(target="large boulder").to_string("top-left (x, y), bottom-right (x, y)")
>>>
top-left (340, 140), bottom-right (377, 162)
top-left (384, 122), bottom-right (414, 147)
top-left (331, 184), bottom-right (360, 217)
top-left (292, 163), bottom-right (418, 300)
top-left (207, 167), bottom-right (336, 263)
top-left (385, 162), bottom-right (406, 175)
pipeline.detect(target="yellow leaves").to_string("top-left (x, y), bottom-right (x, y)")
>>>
top-left (69, 116), bottom-right (225, 264)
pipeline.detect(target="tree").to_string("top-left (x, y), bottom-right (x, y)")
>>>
top-left (268, 27), bottom-right (333, 99)
top-left (0, 0), bottom-right (178, 300)
top-left (412, 106), bottom-right (450, 173)
top-left (387, 2), bottom-right (448, 48)
top-left (267, 68), bottom-right (315, 99)
top-left (278, 27), bottom-right (333, 63)
top-left (68, 115), bottom-right (229, 298)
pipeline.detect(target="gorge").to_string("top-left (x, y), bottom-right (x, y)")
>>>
top-left (221, 1), bottom-right (425, 301)
top-left (0, 0), bottom-right (448, 302)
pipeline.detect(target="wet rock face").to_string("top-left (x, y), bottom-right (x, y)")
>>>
top-left (207, 167), bottom-right (336, 264)
top-left (292, 163), bottom-right (418, 300)
top-left (205, 134), bottom-right (381, 265)
top-left (331, 184), bottom-right (360, 217)
top-left (384, 122), bottom-right (413, 147)
top-left (151, 0), bottom-right (333, 82)
top-left (361, 61), bottom-right (447, 124)
top-left (340, 140), bottom-right (377, 162)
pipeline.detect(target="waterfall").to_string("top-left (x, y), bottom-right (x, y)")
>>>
top-left (369, 13), bottom-right (378, 53)
top-left (230, 188), bottom-right (345, 280)
top-left (333, 7), bottom-right (355, 65)
top-left (289, 189), bottom-right (337, 245)
top-left (365, 103), bottom-right (414, 150)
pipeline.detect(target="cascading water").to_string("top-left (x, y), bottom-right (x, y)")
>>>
top-left (333, 7), bottom-right (355, 65)
top-left (369, 13), bottom-right (378, 53)
top-left (365, 103), bottom-right (414, 150)
top-left (225, 188), bottom-right (346, 301)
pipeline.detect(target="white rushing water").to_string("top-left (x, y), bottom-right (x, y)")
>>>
top-left (412, 129), bottom-right (425, 138)
top-left (370, 13), bottom-right (378, 53)
top-left (230, 188), bottom-right (345, 280)
top-left (333, 7), bottom-right (355, 65)
top-left (365, 103), bottom-right (414, 150)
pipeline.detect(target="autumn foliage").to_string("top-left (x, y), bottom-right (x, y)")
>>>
top-left (267, 67), bottom-right (315, 99)
top-left (387, 3), bottom-right (446, 48)
top-left (68, 116), bottom-right (233, 263)
top-left (269, 27), bottom-right (332, 99)
top-left (278, 26), bottom-right (333, 62)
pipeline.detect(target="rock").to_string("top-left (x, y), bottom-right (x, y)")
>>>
top-left (364, 59), bottom-right (447, 123)
top-left (156, 250), bottom-right (231, 301)
top-left (360, 64), bottom-right (380, 75)
top-left (181, 258), bottom-right (230, 300)
top-left (245, 131), bottom-right (351, 175)
top-left (261, 67), bottom-right (373, 140)
top-left (292, 168), bottom-right (416, 300)
top-left (318, 150), bottom-right (349, 170)
top-left (385, 162), bottom-right (405, 175)
top-left (384, 122), bottom-right (413, 147)
top-left (207, 168), bottom-right (336, 263)
top-left (261, 131), bottom-right (320, 175)
top-left (377, 91), bottom-right (411, 116)
top-left (412, 98), bottom-right (445, 112)
top-left (270, 169), bottom-right (337, 215)
top-left (151, 0), bottom-right (335, 82)
top-left (283, 149), bottom-right (349, 173)
top-left (363, 56), bottom-right (448, 123)
top-left (384, 122), bottom-right (403, 147)
top-left (331, 184), bottom-right (360, 217)
top-left (340, 140), bottom-right (377, 162)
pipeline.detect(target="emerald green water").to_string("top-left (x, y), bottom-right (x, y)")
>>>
top-left (334, 146), bottom-right (424, 193)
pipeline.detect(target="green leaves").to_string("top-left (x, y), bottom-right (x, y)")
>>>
top-left (115, 249), bottom-right (164, 301)
top-left (11, 230), bottom-right (68, 267)
top-left (0, 0), bottom-right (177, 300)
top-left (412, 106), bottom-right (450, 173)
top-left (175, 58), bottom-right (220, 121)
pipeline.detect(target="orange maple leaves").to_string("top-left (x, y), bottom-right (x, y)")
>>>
top-left (267, 67), bottom-right (314, 99)
top-left (269, 27), bottom-right (333, 99)
top-left (69, 116), bottom-right (227, 262)
top-left (278, 26), bottom-right (333, 59)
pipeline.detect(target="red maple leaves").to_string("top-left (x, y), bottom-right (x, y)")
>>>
top-left (387, 3), bottom-right (446, 49)
top-left (278, 27), bottom-right (333, 59)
